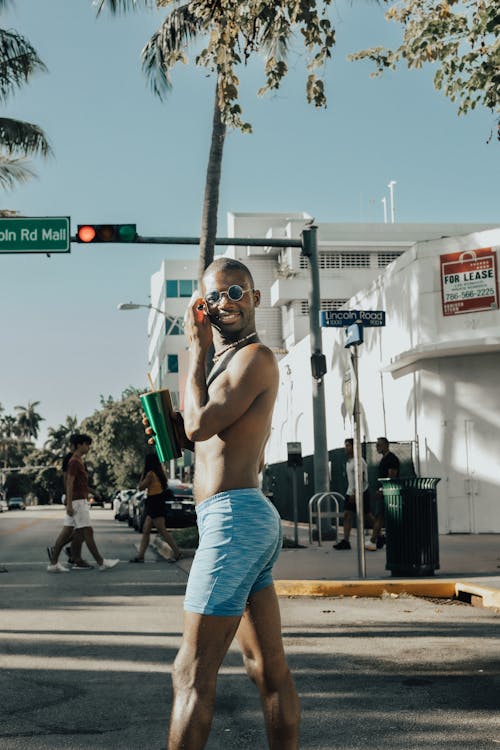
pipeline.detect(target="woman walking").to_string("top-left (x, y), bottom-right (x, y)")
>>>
top-left (130, 453), bottom-right (182, 563)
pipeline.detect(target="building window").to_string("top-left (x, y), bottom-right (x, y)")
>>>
top-left (378, 251), bottom-right (402, 268)
top-left (179, 279), bottom-right (193, 297)
top-left (165, 279), bottom-right (198, 297)
top-left (166, 319), bottom-right (183, 335)
top-left (167, 354), bottom-right (179, 373)
top-left (300, 299), bottom-right (348, 315)
top-left (166, 280), bottom-right (178, 297)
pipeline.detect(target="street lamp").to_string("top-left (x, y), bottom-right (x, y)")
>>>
top-left (117, 301), bottom-right (183, 332)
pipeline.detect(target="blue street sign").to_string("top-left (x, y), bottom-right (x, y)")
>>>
top-left (320, 310), bottom-right (386, 327)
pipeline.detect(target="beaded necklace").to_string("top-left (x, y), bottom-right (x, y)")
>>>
top-left (212, 331), bottom-right (257, 364)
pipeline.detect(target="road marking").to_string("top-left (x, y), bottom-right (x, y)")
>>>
top-left (0, 518), bottom-right (47, 535)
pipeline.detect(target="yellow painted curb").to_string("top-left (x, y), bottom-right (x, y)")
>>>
top-left (275, 579), bottom-right (457, 599)
top-left (275, 579), bottom-right (500, 609)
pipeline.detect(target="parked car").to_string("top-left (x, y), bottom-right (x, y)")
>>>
top-left (7, 497), bottom-right (26, 511)
top-left (89, 490), bottom-right (106, 508)
top-left (114, 489), bottom-right (136, 522)
top-left (132, 480), bottom-right (196, 533)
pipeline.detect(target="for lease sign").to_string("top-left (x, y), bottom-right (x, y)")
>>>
top-left (440, 247), bottom-right (499, 316)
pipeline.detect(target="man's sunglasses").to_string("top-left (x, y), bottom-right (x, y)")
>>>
top-left (204, 285), bottom-right (254, 306)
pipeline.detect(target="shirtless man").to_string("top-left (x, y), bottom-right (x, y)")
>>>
top-left (168, 258), bottom-right (300, 749)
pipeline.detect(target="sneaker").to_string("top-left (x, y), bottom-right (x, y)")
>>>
top-left (129, 557), bottom-right (144, 563)
top-left (47, 561), bottom-right (70, 573)
top-left (376, 535), bottom-right (386, 549)
top-left (333, 539), bottom-right (351, 550)
top-left (99, 558), bottom-right (120, 571)
top-left (72, 560), bottom-right (94, 570)
top-left (365, 539), bottom-right (377, 551)
top-left (46, 546), bottom-right (54, 563)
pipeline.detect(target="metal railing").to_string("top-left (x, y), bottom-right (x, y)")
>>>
top-left (308, 491), bottom-right (344, 546)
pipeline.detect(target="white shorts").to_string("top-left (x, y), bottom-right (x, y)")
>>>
top-left (63, 498), bottom-right (91, 529)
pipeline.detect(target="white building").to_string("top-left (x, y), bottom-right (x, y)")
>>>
top-left (267, 226), bottom-right (500, 533)
top-left (148, 212), bottom-right (496, 407)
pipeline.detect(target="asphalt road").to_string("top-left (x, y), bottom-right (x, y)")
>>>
top-left (1, 507), bottom-right (499, 749)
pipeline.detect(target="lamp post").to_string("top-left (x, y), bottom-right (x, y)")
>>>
top-left (117, 302), bottom-right (183, 333)
top-left (387, 180), bottom-right (397, 224)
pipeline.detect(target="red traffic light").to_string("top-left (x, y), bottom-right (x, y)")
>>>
top-left (77, 225), bottom-right (96, 243)
top-left (76, 224), bottom-right (137, 243)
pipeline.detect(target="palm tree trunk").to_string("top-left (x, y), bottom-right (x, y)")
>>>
top-left (198, 82), bottom-right (226, 285)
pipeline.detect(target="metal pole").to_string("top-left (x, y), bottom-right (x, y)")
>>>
top-left (291, 467), bottom-right (299, 547)
top-left (388, 181), bottom-right (396, 224)
top-left (301, 226), bottom-right (330, 501)
top-left (352, 346), bottom-right (366, 578)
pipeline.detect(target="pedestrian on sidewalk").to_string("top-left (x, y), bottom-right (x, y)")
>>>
top-left (129, 453), bottom-right (182, 563)
top-left (161, 258), bottom-right (299, 749)
top-left (369, 436), bottom-right (400, 550)
top-left (334, 438), bottom-right (375, 551)
top-left (46, 434), bottom-right (119, 573)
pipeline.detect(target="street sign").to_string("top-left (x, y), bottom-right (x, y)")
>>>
top-left (0, 217), bottom-right (71, 254)
top-left (320, 310), bottom-right (386, 327)
top-left (345, 323), bottom-right (364, 347)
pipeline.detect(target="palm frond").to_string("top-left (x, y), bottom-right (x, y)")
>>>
top-left (0, 118), bottom-right (52, 157)
top-left (142, 4), bottom-right (202, 100)
top-left (0, 155), bottom-right (36, 189)
top-left (93, 0), bottom-right (155, 15)
top-left (0, 29), bottom-right (48, 102)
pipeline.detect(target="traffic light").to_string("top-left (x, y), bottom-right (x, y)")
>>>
top-left (76, 224), bottom-right (137, 243)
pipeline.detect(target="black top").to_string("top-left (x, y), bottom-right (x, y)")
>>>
top-left (378, 450), bottom-right (400, 478)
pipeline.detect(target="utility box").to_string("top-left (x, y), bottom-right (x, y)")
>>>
top-left (379, 477), bottom-right (441, 577)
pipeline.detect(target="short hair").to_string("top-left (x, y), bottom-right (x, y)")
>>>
top-left (377, 437), bottom-right (389, 446)
top-left (202, 257), bottom-right (254, 289)
top-left (70, 433), bottom-right (92, 447)
top-left (344, 438), bottom-right (354, 447)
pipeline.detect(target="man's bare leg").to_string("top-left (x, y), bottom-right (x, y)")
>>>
top-left (80, 527), bottom-right (104, 565)
top-left (168, 612), bottom-right (242, 749)
top-left (50, 526), bottom-right (74, 564)
top-left (70, 528), bottom-right (84, 563)
top-left (236, 585), bottom-right (300, 749)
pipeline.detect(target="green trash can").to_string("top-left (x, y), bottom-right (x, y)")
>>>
top-left (379, 477), bottom-right (441, 577)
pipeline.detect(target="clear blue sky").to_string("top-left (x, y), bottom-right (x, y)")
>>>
top-left (0, 0), bottom-right (498, 444)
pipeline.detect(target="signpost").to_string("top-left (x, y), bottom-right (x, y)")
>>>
top-left (321, 308), bottom-right (387, 578)
top-left (0, 217), bottom-right (70, 254)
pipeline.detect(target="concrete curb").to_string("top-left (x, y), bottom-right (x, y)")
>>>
top-left (274, 579), bottom-right (500, 609)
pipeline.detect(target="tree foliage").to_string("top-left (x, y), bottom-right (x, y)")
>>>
top-left (80, 389), bottom-right (148, 494)
top-left (0, 1), bottom-right (52, 189)
top-left (96, 0), bottom-right (336, 132)
top-left (350, 0), bottom-right (500, 141)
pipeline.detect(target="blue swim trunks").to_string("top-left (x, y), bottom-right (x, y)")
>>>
top-left (184, 488), bottom-right (283, 617)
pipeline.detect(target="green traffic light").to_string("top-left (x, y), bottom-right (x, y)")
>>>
top-left (117, 224), bottom-right (137, 242)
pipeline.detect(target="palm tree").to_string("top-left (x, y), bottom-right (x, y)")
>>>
top-left (95, 0), bottom-right (289, 280)
top-left (44, 415), bottom-right (78, 454)
top-left (14, 401), bottom-right (44, 441)
top-left (0, 0), bottom-right (52, 190)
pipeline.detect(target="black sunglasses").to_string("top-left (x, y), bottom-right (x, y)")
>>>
top-left (204, 284), bottom-right (254, 306)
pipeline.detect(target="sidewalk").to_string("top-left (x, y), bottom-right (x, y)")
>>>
top-left (270, 521), bottom-right (500, 608)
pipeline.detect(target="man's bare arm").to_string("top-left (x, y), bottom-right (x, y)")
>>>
top-left (66, 474), bottom-right (75, 516)
top-left (184, 345), bottom-right (276, 442)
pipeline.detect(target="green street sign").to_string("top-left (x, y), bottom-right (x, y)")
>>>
top-left (0, 217), bottom-right (71, 254)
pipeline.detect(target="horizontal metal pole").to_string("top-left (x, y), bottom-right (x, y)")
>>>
top-left (70, 235), bottom-right (303, 248)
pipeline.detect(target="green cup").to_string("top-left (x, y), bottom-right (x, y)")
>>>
top-left (140, 388), bottom-right (182, 463)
